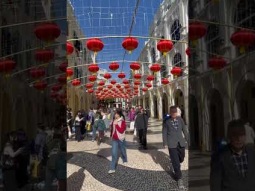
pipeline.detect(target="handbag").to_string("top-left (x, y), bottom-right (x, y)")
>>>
top-left (130, 121), bottom-right (135, 130)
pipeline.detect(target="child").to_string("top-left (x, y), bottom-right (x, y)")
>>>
top-left (93, 115), bottom-right (106, 145)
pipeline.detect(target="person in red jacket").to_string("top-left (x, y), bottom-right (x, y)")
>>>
top-left (108, 110), bottom-right (127, 174)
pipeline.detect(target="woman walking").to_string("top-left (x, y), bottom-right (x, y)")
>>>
top-left (108, 110), bottom-right (127, 174)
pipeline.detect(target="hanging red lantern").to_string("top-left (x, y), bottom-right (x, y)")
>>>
top-left (50, 91), bottom-right (58, 99)
top-left (157, 40), bottom-right (173, 56)
top-left (230, 29), bottom-right (255, 54)
top-left (147, 75), bottom-right (155, 81)
top-left (98, 80), bottom-right (105, 86)
top-left (97, 86), bottom-right (103, 91)
top-left (186, 47), bottom-right (191, 57)
top-left (150, 64), bottom-right (161, 73)
top-left (109, 62), bottom-right (119, 71)
top-left (103, 73), bottom-right (112, 80)
top-left (189, 21), bottom-right (207, 41)
top-left (134, 81), bottom-right (141, 86)
top-left (124, 84), bottom-right (130, 89)
top-left (116, 84), bottom-right (121, 89)
top-left (88, 89), bottom-right (94, 94)
top-left (85, 83), bottom-right (94, 89)
top-left (66, 68), bottom-right (73, 80)
top-left (0, 59), bottom-right (16, 74)
top-left (33, 81), bottom-right (47, 91)
top-left (171, 67), bottom-right (182, 76)
top-left (142, 87), bottom-right (148, 92)
top-left (88, 75), bottom-right (97, 82)
top-left (123, 79), bottom-right (129, 84)
top-left (130, 62), bottom-right (140, 70)
top-left (122, 37), bottom-right (138, 54)
top-left (86, 38), bottom-right (104, 53)
top-left (118, 72), bottom-right (126, 79)
top-left (51, 84), bottom-right (62, 92)
top-left (88, 64), bottom-right (99, 73)
top-left (59, 61), bottom-right (68, 72)
top-left (30, 68), bottom-right (46, 79)
top-left (34, 22), bottom-right (61, 42)
top-left (161, 78), bottom-right (169, 85)
top-left (35, 49), bottom-right (54, 63)
top-left (134, 85), bottom-right (139, 89)
top-left (208, 57), bottom-right (227, 70)
top-left (146, 83), bottom-right (152, 88)
top-left (71, 79), bottom-right (81, 86)
top-left (133, 73), bottom-right (142, 80)
top-left (108, 85), bottom-right (113, 89)
top-left (110, 80), bottom-right (116, 85)
top-left (66, 42), bottom-right (74, 55)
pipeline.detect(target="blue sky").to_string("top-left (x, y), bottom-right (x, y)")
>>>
top-left (70, 0), bottom-right (163, 81)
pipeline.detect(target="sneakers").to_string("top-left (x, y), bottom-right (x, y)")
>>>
top-left (177, 179), bottom-right (185, 189)
top-left (108, 170), bottom-right (116, 174)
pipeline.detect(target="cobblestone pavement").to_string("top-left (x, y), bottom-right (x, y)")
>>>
top-left (67, 118), bottom-right (189, 191)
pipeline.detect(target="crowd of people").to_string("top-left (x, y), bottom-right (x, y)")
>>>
top-left (0, 122), bottom-right (67, 191)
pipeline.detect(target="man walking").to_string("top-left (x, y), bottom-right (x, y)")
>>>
top-left (210, 119), bottom-right (255, 191)
top-left (162, 106), bottom-right (189, 189)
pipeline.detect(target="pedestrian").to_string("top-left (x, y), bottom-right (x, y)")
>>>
top-left (134, 108), bottom-right (149, 150)
top-left (162, 106), bottom-right (189, 189)
top-left (108, 110), bottom-right (127, 174)
top-left (74, 111), bottom-right (84, 142)
top-left (210, 119), bottom-right (255, 191)
top-left (93, 115), bottom-right (106, 145)
top-left (128, 107), bottom-right (136, 122)
top-left (244, 121), bottom-right (255, 145)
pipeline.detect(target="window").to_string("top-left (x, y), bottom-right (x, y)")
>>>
top-left (171, 20), bottom-right (181, 44)
top-left (205, 24), bottom-right (222, 57)
top-left (160, 63), bottom-right (167, 78)
top-left (151, 47), bottom-right (156, 63)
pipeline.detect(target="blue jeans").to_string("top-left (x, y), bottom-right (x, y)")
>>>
top-left (92, 126), bottom-right (97, 140)
top-left (110, 139), bottom-right (127, 170)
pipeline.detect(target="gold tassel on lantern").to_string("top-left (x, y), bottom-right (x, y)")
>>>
top-left (191, 40), bottom-right (198, 47)
top-left (163, 52), bottom-right (167, 57)
top-left (239, 46), bottom-right (245, 54)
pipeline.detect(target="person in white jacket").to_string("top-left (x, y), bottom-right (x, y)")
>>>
top-left (244, 121), bottom-right (255, 145)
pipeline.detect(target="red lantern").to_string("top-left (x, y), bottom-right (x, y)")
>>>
top-left (130, 62), bottom-right (140, 70)
top-left (97, 86), bottom-right (103, 91)
top-left (171, 67), bottom-right (182, 76)
top-left (109, 62), bottom-right (119, 71)
top-left (142, 87), bottom-right (148, 92)
top-left (116, 84), bottom-right (121, 89)
top-left (51, 84), bottom-right (62, 92)
top-left (123, 79), bottom-right (129, 84)
top-left (66, 42), bottom-right (74, 55)
top-left (59, 61), bottom-right (68, 72)
top-left (33, 81), bottom-right (47, 91)
top-left (110, 80), bottom-right (116, 85)
top-left (50, 91), bottom-right (58, 99)
top-left (133, 73), bottom-right (142, 80)
top-left (86, 38), bottom-right (104, 53)
top-left (134, 81), bottom-right (141, 86)
top-left (157, 40), bottom-right (173, 56)
top-left (0, 59), bottom-right (16, 74)
top-left (124, 84), bottom-right (130, 89)
top-left (58, 75), bottom-right (66, 84)
top-left (118, 72), bottom-right (126, 79)
top-left (34, 22), bottom-right (61, 42)
top-left (134, 85), bottom-right (139, 89)
top-left (30, 68), bottom-right (46, 79)
top-left (147, 75), bottom-right (155, 81)
top-left (88, 89), bottom-right (94, 93)
top-left (122, 37), bottom-right (138, 53)
top-left (230, 29), bottom-right (255, 53)
top-left (71, 79), bottom-right (81, 86)
top-left (98, 80), bottom-right (105, 86)
top-left (189, 21), bottom-right (207, 41)
top-left (108, 85), bottom-right (113, 89)
top-left (66, 68), bottom-right (73, 80)
top-left (103, 73), bottom-right (112, 80)
top-left (35, 49), bottom-right (54, 63)
top-left (146, 83), bottom-right (152, 88)
top-left (208, 57), bottom-right (227, 70)
top-left (161, 78), bottom-right (169, 85)
top-left (186, 47), bottom-right (191, 57)
top-left (85, 83), bottom-right (94, 89)
top-left (150, 64), bottom-right (161, 73)
top-left (88, 64), bottom-right (99, 73)
top-left (88, 75), bottom-right (97, 82)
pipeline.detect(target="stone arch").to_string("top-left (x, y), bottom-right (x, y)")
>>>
top-left (236, 80), bottom-right (255, 126)
top-left (162, 92), bottom-right (169, 116)
top-left (153, 95), bottom-right (159, 119)
top-left (174, 89), bottom-right (185, 119)
top-left (207, 88), bottom-right (225, 151)
top-left (189, 94), bottom-right (200, 149)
